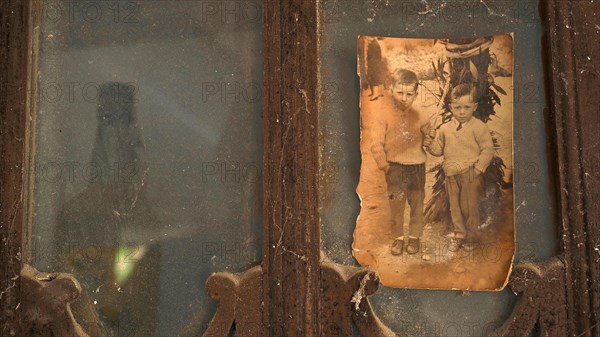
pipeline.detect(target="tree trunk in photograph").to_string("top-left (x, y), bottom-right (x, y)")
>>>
top-left (446, 37), bottom-right (494, 121)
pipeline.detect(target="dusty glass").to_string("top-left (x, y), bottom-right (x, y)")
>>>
top-left (318, 0), bottom-right (555, 335)
top-left (27, 1), bottom-right (263, 336)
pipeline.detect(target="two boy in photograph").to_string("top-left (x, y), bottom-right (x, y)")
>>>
top-left (371, 69), bottom-right (494, 255)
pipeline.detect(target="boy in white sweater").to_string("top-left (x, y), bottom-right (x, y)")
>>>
top-left (426, 84), bottom-right (494, 251)
top-left (371, 69), bottom-right (432, 255)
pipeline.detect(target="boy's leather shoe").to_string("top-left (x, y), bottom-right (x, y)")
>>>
top-left (406, 238), bottom-right (420, 254)
top-left (448, 238), bottom-right (463, 252)
top-left (391, 238), bottom-right (404, 255)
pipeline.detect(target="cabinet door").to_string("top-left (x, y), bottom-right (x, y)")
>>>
top-left (258, 1), bottom-right (598, 336)
top-left (2, 1), bottom-right (263, 336)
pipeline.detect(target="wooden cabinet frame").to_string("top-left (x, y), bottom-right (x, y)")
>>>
top-left (1, 1), bottom-right (599, 336)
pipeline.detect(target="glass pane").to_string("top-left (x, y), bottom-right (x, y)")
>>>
top-left (27, 1), bottom-right (262, 336)
top-left (318, 0), bottom-right (554, 335)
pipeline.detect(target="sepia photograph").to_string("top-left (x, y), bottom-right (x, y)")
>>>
top-left (353, 34), bottom-right (515, 290)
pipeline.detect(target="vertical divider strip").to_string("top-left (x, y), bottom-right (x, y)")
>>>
top-left (0, 1), bottom-right (34, 336)
top-left (545, 1), bottom-right (600, 336)
top-left (262, 1), bottom-right (321, 336)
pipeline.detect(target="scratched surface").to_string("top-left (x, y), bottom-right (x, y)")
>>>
top-left (29, 1), bottom-right (263, 336)
top-left (318, 0), bottom-right (555, 335)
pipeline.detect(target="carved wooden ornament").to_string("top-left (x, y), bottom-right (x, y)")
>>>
top-left (20, 264), bottom-right (89, 337)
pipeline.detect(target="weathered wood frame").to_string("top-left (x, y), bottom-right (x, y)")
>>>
top-left (1, 0), bottom-right (599, 336)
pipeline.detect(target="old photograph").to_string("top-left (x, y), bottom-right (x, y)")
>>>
top-left (353, 35), bottom-right (515, 290)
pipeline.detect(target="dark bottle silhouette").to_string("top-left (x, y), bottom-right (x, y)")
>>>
top-left (54, 82), bottom-right (161, 337)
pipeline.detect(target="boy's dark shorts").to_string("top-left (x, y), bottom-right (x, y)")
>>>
top-left (385, 162), bottom-right (426, 193)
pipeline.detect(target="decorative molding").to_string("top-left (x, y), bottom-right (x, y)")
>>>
top-left (200, 261), bottom-right (396, 337)
top-left (20, 264), bottom-right (90, 337)
top-left (195, 266), bottom-right (262, 337)
top-left (486, 256), bottom-right (567, 337)
top-left (320, 261), bottom-right (395, 337)
top-left (200, 257), bottom-right (568, 337)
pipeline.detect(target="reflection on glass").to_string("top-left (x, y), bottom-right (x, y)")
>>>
top-left (30, 2), bottom-right (262, 336)
top-left (54, 83), bottom-right (160, 335)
